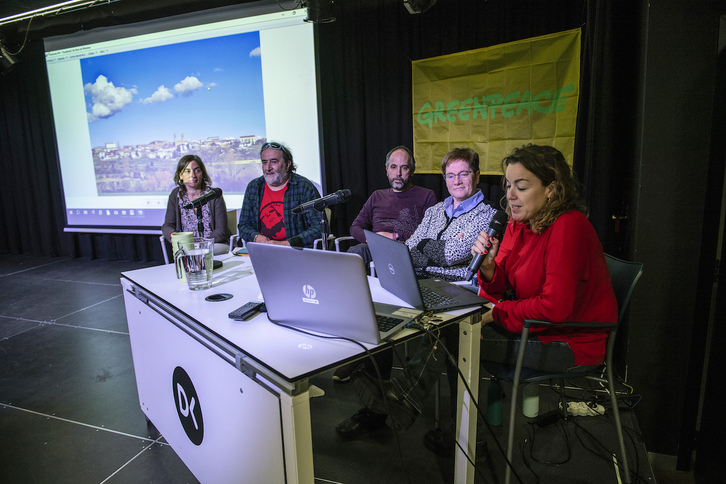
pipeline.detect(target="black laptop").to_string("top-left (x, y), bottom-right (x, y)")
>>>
top-left (364, 229), bottom-right (488, 312)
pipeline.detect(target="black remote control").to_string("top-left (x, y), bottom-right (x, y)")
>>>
top-left (228, 302), bottom-right (266, 321)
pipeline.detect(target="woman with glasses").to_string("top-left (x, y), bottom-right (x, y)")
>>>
top-left (405, 147), bottom-right (499, 281)
top-left (162, 154), bottom-right (231, 255)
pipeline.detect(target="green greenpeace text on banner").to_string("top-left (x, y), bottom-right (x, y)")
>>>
top-left (412, 29), bottom-right (581, 174)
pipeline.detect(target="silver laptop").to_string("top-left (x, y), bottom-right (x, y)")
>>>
top-left (247, 243), bottom-right (421, 345)
top-left (365, 229), bottom-right (487, 312)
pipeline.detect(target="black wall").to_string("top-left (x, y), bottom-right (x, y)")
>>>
top-left (626, 0), bottom-right (724, 467)
top-left (1, 0), bottom-right (724, 474)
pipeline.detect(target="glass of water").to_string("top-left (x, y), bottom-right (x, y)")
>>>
top-left (174, 237), bottom-right (214, 290)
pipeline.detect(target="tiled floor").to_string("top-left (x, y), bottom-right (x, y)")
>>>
top-left (0, 254), bottom-right (679, 483)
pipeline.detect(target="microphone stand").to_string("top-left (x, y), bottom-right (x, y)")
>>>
top-left (187, 196), bottom-right (210, 239)
top-left (318, 208), bottom-right (330, 250)
top-left (193, 201), bottom-right (223, 269)
top-left (196, 207), bottom-right (204, 239)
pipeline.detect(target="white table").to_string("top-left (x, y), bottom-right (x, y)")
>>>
top-left (121, 254), bottom-right (483, 483)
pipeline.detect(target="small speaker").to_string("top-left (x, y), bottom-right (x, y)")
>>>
top-left (403, 0), bottom-right (437, 15)
top-left (0, 45), bottom-right (17, 74)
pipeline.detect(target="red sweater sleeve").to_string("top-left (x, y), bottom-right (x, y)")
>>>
top-left (476, 221), bottom-right (514, 304)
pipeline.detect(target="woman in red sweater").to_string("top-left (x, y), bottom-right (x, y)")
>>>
top-left (474, 144), bottom-right (617, 369)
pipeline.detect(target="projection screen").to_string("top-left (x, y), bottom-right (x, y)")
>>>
top-left (43, 3), bottom-right (322, 233)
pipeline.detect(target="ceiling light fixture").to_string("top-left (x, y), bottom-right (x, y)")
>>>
top-left (0, 0), bottom-right (121, 27)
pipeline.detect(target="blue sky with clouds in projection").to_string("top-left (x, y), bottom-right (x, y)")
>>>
top-left (80, 31), bottom-right (265, 147)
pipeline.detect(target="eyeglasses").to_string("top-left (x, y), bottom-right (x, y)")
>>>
top-left (444, 171), bottom-right (473, 182)
top-left (261, 142), bottom-right (288, 154)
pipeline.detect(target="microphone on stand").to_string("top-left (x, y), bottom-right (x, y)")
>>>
top-left (465, 210), bottom-right (508, 281)
top-left (292, 189), bottom-right (351, 214)
top-left (183, 187), bottom-right (223, 209)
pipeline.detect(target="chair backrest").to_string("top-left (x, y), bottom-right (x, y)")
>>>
top-left (226, 209), bottom-right (239, 237)
top-left (605, 254), bottom-right (644, 324)
top-left (478, 174), bottom-right (505, 211)
top-left (313, 208), bottom-right (334, 250)
top-left (160, 235), bottom-right (172, 264)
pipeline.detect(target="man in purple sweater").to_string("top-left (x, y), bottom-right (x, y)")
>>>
top-left (347, 146), bottom-right (436, 268)
top-left (333, 147), bottom-right (436, 387)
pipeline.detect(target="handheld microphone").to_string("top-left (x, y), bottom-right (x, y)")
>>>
top-left (183, 187), bottom-right (223, 209)
top-left (292, 189), bottom-right (351, 214)
top-left (465, 210), bottom-right (508, 281)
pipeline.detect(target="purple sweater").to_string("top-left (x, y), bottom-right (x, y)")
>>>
top-left (350, 186), bottom-right (437, 243)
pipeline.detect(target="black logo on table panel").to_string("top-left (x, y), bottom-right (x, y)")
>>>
top-left (172, 366), bottom-right (204, 445)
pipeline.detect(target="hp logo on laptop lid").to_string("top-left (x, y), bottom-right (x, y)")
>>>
top-left (302, 284), bottom-right (319, 304)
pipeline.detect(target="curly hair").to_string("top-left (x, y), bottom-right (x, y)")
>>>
top-left (500, 144), bottom-right (588, 234)
top-left (173, 154), bottom-right (212, 191)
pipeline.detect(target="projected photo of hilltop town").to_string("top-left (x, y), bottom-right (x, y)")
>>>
top-left (81, 31), bottom-right (266, 196)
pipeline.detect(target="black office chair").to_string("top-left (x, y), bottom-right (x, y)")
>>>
top-left (482, 254), bottom-right (643, 484)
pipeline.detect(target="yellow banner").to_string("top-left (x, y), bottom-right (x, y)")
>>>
top-left (412, 29), bottom-right (581, 174)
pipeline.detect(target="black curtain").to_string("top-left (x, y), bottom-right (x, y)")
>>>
top-left (0, 40), bottom-right (71, 257)
top-left (577, 0), bottom-right (644, 258)
top-left (0, 0), bottom-right (635, 260)
top-left (0, 39), bottom-right (165, 260)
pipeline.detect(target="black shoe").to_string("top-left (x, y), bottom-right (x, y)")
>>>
top-left (351, 370), bottom-right (419, 431)
top-left (335, 407), bottom-right (387, 440)
top-left (423, 428), bottom-right (488, 458)
top-left (424, 428), bottom-right (456, 457)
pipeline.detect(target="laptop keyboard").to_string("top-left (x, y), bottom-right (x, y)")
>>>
top-left (376, 314), bottom-right (405, 333)
top-left (419, 284), bottom-right (457, 309)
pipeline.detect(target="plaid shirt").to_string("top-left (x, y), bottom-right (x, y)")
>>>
top-left (237, 172), bottom-right (323, 247)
